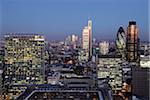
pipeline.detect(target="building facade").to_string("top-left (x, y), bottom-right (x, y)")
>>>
top-left (0, 41), bottom-right (5, 98)
top-left (126, 21), bottom-right (140, 62)
top-left (82, 19), bottom-right (92, 60)
top-left (4, 34), bottom-right (46, 98)
top-left (99, 41), bottom-right (109, 55)
top-left (116, 27), bottom-right (126, 58)
top-left (97, 55), bottom-right (123, 92)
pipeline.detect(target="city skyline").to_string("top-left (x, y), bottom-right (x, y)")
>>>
top-left (0, 1), bottom-right (149, 99)
top-left (1, 0), bottom-right (149, 41)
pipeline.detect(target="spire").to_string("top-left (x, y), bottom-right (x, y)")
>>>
top-left (88, 18), bottom-right (92, 28)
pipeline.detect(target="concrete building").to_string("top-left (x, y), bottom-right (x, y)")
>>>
top-left (99, 41), bottom-right (109, 55)
top-left (140, 55), bottom-right (150, 68)
top-left (97, 55), bottom-right (123, 92)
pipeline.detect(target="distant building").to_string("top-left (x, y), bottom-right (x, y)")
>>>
top-left (99, 41), bottom-right (109, 55)
top-left (4, 34), bottom-right (46, 99)
top-left (71, 34), bottom-right (78, 49)
top-left (65, 34), bottom-right (78, 49)
top-left (65, 35), bottom-right (71, 46)
top-left (140, 42), bottom-right (150, 56)
top-left (92, 47), bottom-right (99, 63)
top-left (77, 49), bottom-right (87, 62)
top-left (82, 19), bottom-right (92, 60)
top-left (126, 21), bottom-right (140, 63)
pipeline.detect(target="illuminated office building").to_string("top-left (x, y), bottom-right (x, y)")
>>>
top-left (4, 34), bottom-right (46, 98)
top-left (71, 34), bottom-right (78, 49)
top-left (126, 21), bottom-right (140, 62)
top-left (97, 55), bottom-right (123, 92)
top-left (116, 27), bottom-right (126, 58)
top-left (82, 19), bottom-right (92, 60)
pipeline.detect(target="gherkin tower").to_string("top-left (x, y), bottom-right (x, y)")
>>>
top-left (116, 27), bottom-right (126, 58)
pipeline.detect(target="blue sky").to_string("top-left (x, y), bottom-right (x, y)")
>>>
top-left (1, 0), bottom-right (149, 41)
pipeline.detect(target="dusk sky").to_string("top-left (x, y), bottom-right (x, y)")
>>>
top-left (1, 0), bottom-right (149, 41)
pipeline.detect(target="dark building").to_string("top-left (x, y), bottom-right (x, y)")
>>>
top-left (16, 84), bottom-right (113, 100)
top-left (126, 21), bottom-right (140, 63)
top-left (132, 67), bottom-right (150, 99)
top-left (0, 41), bottom-right (5, 99)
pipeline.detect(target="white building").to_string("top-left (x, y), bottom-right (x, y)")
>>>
top-left (65, 34), bottom-right (78, 49)
top-left (99, 41), bottom-right (109, 55)
top-left (71, 34), bottom-right (78, 49)
top-left (97, 55), bottom-right (123, 91)
top-left (140, 55), bottom-right (150, 68)
top-left (82, 19), bottom-right (92, 60)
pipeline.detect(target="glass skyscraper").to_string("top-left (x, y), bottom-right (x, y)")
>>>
top-left (126, 21), bottom-right (140, 62)
top-left (116, 27), bottom-right (126, 58)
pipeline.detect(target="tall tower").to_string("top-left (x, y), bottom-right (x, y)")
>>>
top-left (116, 27), bottom-right (126, 58)
top-left (88, 19), bottom-right (92, 58)
top-left (126, 21), bottom-right (139, 62)
top-left (82, 19), bottom-right (92, 60)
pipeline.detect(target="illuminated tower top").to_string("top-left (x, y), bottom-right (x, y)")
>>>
top-left (88, 19), bottom-right (92, 29)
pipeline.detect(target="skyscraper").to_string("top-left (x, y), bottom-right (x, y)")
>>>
top-left (116, 27), bottom-right (126, 58)
top-left (71, 34), bottom-right (78, 49)
top-left (82, 19), bottom-right (92, 60)
top-left (126, 21), bottom-right (139, 62)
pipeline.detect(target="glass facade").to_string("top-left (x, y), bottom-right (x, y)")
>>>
top-left (126, 21), bottom-right (140, 62)
top-left (116, 27), bottom-right (126, 58)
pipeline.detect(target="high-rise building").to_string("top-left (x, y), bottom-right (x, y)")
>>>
top-left (116, 27), bottom-right (126, 58)
top-left (82, 19), bottom-right (92, 60)
top-left (4, 34), bottom-right (46, 98)
top-left (126, 21), bottom-right (140, 62)
top-left (99, 41), bottom-right (109, 55)
top-left (65, 34), bottom-right (78, 49)
top-left (71, 34), bottom-right (78, 49)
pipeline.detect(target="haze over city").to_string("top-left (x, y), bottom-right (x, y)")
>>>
top-left (1, 0), bottom-right (149, 41)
